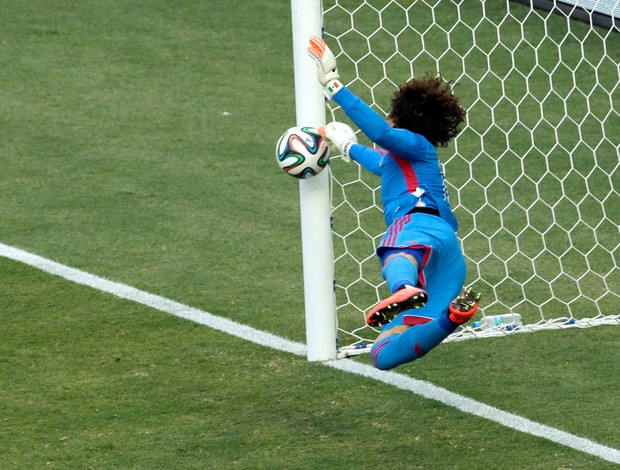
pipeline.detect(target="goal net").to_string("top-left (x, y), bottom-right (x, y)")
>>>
top-left (319, 0), bottom-right (620, 356)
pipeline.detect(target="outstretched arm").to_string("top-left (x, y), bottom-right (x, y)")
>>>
top-left (319, 122), bottom-right (383, 176)
top-left (307, 36), bottom-right (429, 159)
top-left (334, 88), bottom-right (429, 159)
top-left (349, 145), bottom-right (384, 176)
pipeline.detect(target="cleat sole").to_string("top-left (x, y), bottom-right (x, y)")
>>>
top-left (366, 288), bottom-right (428, 327)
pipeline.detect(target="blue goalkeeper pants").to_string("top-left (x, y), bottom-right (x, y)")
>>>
top-left (371, 213), bottom-right (466, 370)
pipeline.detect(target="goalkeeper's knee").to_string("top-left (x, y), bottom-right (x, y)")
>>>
top-left (381, 253), bottom-right (419, 293)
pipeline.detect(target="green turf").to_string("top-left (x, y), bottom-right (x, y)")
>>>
top-left (1, 257), bottom-right (618, 469)
top-left (0, 0), bottom-right (618, 468)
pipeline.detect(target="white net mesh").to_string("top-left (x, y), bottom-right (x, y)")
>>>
top-left (321, 0), bottom-right (620, 354)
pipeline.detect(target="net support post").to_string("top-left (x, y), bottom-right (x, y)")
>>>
top-left (290, 0), bottom-right (337, 361)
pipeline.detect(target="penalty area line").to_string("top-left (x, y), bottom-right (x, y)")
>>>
top-left (1, 241), bottom-right (618, 465)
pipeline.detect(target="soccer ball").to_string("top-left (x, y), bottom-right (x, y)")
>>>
top-left (275, 126), bottom-right (330, 179)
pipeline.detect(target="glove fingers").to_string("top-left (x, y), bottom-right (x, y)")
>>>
top-left (326, 121), bottom-right (358, 144)
top-left (307, 35), bottom-right (341, 96)
top-left (308, 35), bottom-right (326, 58)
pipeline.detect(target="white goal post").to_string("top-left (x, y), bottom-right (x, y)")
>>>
top-left (291, 0), bottom-right (619, 361)
top-left (290, 0), bottom-right (338, 361)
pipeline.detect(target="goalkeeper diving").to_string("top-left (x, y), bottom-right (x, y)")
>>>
top-left (308, 36), bottom-right (481, 370)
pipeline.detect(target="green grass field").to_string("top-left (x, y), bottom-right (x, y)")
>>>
top-left (1, 1), bottom-right (619, 468)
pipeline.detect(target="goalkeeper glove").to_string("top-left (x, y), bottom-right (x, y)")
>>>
top-left (319, 122), bottom-right (357, 162)
top-left (307, 35), bottom-right (343, 100)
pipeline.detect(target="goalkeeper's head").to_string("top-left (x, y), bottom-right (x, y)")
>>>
top-left (388, 75), bottom-right (466, 148)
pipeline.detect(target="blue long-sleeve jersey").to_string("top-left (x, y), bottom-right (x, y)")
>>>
top-left (333, 87), bottom-right (458, 231)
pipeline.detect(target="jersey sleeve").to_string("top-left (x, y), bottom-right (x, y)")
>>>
top-left (348, 144), bottom-right (384, 176)
top-left (334, 87), bottom-right (430, 160)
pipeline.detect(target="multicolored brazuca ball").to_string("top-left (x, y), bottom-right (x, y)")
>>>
top-left (275, 126), bottom-right (330, 179)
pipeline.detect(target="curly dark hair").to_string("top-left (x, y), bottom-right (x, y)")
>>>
top-left (388, 76), bottom-right (466, 148)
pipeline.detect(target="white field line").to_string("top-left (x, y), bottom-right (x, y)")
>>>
top-left (1, 241), bottom-right (619, 465)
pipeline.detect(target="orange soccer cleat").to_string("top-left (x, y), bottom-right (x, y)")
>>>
top-left (366, 286), bottom-right (428, 327)
top-left (448, 288), bottom-right (481, 324)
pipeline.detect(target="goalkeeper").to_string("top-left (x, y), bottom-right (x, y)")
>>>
top-left (308, 36), bottom-right (481, 370)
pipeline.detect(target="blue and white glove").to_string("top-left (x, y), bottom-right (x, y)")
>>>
top-left (319, 122), bottom-right (357, 162)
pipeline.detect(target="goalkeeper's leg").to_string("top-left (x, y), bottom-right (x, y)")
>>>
top-left (370, 289), bottom-right (480, 370)
top-left (366, 250), bottom-right (428, 327)
top-left (370, 315), bottom-right (458, 370)
top-left (369, 250), bottom-right (475, 370)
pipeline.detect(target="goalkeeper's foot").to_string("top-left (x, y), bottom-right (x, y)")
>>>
top-left (366, 286), bottom-right (428, 327)
top-left (448, 288), bottom-right (481, 324)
